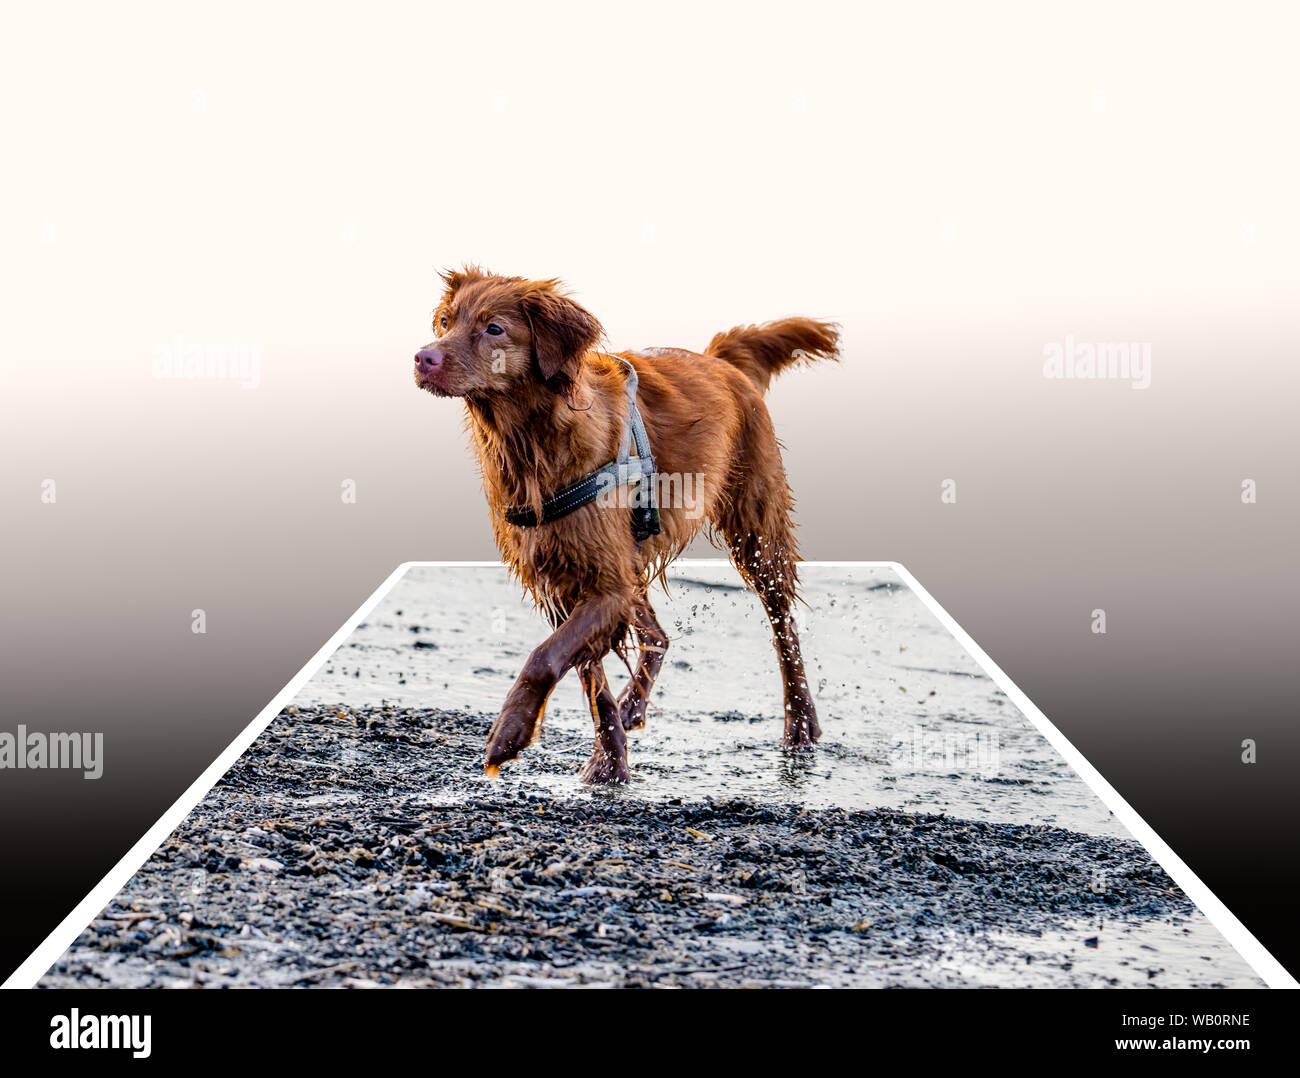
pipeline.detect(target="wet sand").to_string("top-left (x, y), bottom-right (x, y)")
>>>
top-left (38, 564), bottom-right (1262, 988)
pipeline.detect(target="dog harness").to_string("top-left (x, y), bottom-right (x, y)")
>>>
top-left (503, 357), bottom-right (662, 542)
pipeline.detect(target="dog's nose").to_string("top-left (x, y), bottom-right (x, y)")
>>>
top-left (415, 347), bottom-right (444, 374)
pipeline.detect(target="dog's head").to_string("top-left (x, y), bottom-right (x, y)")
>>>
top-left (413, 267), bottom-right (603, 400)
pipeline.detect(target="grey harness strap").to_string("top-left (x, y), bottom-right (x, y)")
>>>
top-left (613, 357), bottom-right (661, 541)
top-left (502, 357), bottom-right (662, 542)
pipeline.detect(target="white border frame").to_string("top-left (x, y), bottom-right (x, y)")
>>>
top-left (4, 560), bottom-right (1294, 989)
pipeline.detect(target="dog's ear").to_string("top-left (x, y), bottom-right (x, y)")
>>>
top-left (520, 284), bottom-right (603, 392)
top-left (437, 264), bottom-right (486, 301)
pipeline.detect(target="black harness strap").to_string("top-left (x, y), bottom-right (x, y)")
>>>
top-left (503, 357), bottom-right (661, 541)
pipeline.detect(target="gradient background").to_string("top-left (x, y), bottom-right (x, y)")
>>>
top-left (1, 1), bottom-right (1297, 981)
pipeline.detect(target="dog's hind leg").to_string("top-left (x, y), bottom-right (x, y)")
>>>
top-left (715, 419), bottom-right (820, 748)
top-left (616, 599), bottom-right (668, 731)
top-left (576, 658), bottom-right (630, 783)
top-left (731, 533), bottom-right (820, 747)
top-left (737, 540), bottom-right (820, 747)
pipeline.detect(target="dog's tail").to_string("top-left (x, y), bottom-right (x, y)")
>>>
top-left (705, 317), bottom-right (840, 392)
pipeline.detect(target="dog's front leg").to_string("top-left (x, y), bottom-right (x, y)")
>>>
top-left (484, 594), bottom-right (628, 775)
top-left (576, 658), bottom-right (630, 783)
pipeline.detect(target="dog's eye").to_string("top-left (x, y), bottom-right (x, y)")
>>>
top-left (438, 315), bottom-right (448, 331)
top-left (485, 323), bottom-right (504, 336)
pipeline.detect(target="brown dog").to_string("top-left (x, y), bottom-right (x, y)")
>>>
top-left (413, 267), bottom-right (839, 782)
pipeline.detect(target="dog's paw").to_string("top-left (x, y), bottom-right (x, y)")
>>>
top-left (617, 694), bottom-right (648, 731)
top-left (578, 748), bottom-right (631, 784)
top-left (782, 709), bottom-right (822, 749)
top-left (484, 704), bottom-right (538, 771)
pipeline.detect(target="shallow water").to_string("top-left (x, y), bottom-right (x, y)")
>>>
top-left (923, 917), bottom-right (1253, 990)
top-left (303, 563), bottom-right (1125, 837)
top-left (252, 561), bottom-right (1263, 989)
